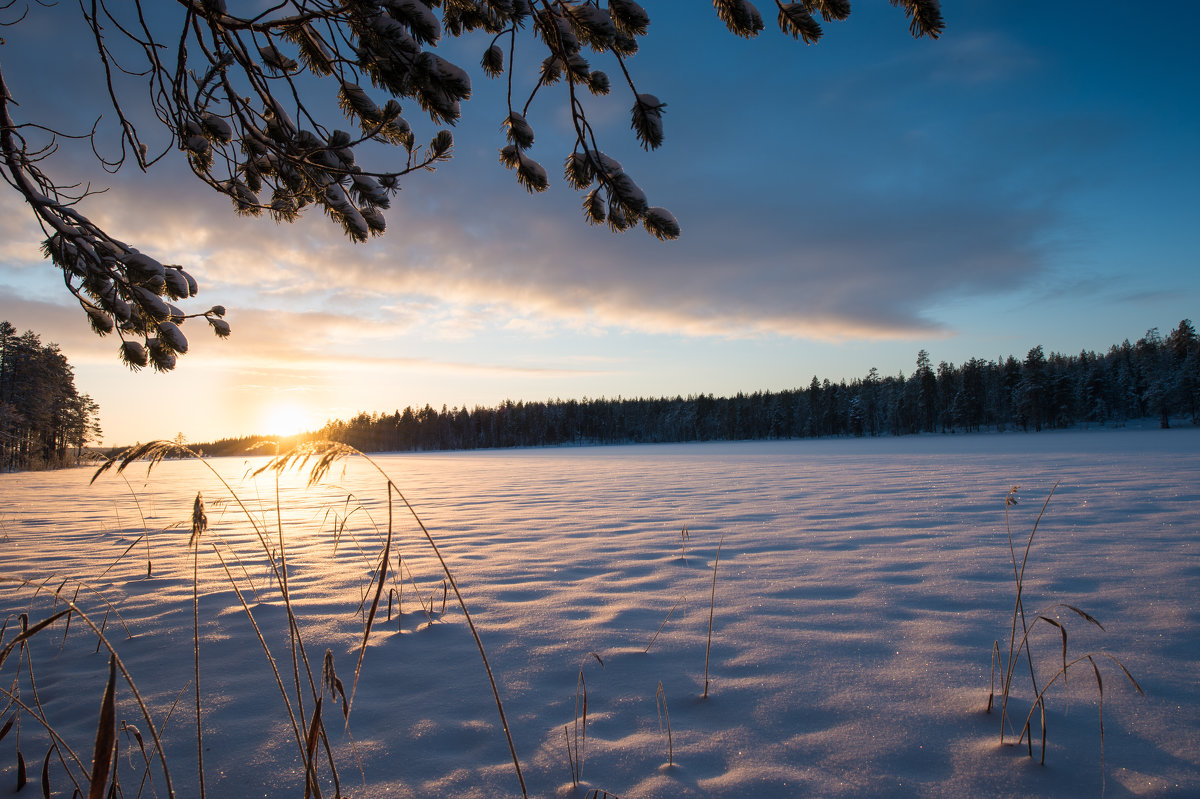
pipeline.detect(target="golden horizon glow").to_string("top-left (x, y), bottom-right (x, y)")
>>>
top-left (259, 402), bottom-right (319, 438)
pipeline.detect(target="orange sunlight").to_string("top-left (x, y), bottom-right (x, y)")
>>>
top-left (259, 402), bottom-right (318, 438)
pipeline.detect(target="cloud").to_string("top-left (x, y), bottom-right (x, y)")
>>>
top-left (0, 293), bottom-right (113, 356)
top-left (46, 141), bottom-right (1053, 352)
top-left (0, 289), bottom-right (618, 390)
top-left (0, 4), bottom-right (1067, 353)
top-left (927, 31), bottom-right (1040, 85)
top-left (0, 193), bottom-right (48, 264)
top-left (4, 146), bottom-right (1055, 356)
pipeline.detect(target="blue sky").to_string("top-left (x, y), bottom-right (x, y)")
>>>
top-left (1, 2), bottom-right (1197, 444)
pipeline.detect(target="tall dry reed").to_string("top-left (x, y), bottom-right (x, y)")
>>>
top-left (2, 438), bottom-right (531, 798)
top-left (986, 484), bottom-right (1142, 786)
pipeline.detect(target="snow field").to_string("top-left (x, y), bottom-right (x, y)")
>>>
top-left (1, 428), bottom-right (1198, 797)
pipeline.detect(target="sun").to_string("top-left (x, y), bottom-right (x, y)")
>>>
top-left (260, 402), bottom-right (316, 437)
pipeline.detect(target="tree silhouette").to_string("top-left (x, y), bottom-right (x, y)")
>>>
top-left (1, 1), bottom-right (944, 372)
top-left (185, 318), bottom-right (1195, 456)
top-left (0, 321), bottom-right (101, 470)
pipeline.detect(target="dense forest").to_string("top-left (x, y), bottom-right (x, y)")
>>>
top-left (193, 320), bottom-right (1199, 457)
top-left (0, 321), bottom-right (102, 471)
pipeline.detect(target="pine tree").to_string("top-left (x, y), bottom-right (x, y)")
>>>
top-left (914, 349), bottom-right (938, 433)
top-left (0, 322), bottom-right (101, 470)
top-left (1016, 346), bottom-right (1047, 431)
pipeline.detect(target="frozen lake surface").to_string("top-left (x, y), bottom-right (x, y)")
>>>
top-left (2, 428), bottom-right (1199, 797)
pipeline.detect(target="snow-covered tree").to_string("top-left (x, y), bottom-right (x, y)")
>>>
top-left (0, 1), bottom-right (943, 372)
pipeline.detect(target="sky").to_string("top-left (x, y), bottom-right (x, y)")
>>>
top-left (1, 1), bottom-right (1198, 446)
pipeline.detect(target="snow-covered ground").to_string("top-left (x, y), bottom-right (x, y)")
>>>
top-left (2, 427), bottom-right (1198, 797)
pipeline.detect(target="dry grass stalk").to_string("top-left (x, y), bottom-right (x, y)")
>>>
top-left (703, 534), bottom-right (726, 699)
top-left (257, 440), bottom-right (529, 797)
top-left (567, 652), bottom-right (604, 787)
top-left (398, 557), bottom-right (438, 625)
top-left (12, 437), bottom-right (539, 798)
top-left (1016, 652), bottom-right (1142, 772)
top-left (995, 484), bottom-right (1056, 738)
top-left (986, 484), bottom-right (1143, 783)
top-left (91, 440), bottom-right (346, 793)
top-left (322, 649), bottom-right (350, 722)
top-left (191, 531), bottom-right (207, 798)
top-left (59, 585), bottom-right (81, 648)
top-left (350, 496), bottom-right (393, 707)
top-left (0, 580), bottom-right (177, 797)
top-left (210, 547), bottom-right (306, 752)
top-left (655, 681), bottom-right (673, 766)
top-left (40, 745), bottom-right (52, 795)
top-left (115, 472), bottom-right (154, 577)
top-left (644, 595), bottom-right (685, 654)
top-left (394, 554), bottom-right (403, 617)
top-left (121, 721), bottom-right (157, 798)
top-left (303, 696), bottom-right (324, 799)
top-left (86, 654), bottom-right (117, 799)
top-left (564, 724), bottom-right (579, 788)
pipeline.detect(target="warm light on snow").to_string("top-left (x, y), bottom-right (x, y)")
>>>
top-left (2, 428), bottom-right (1198, 797)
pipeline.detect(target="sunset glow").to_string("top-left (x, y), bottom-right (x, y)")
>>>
top-left (259, 403), bottom-right (319, 439)
top-left (3, 2), bottom-right (1198, 796)
top-left (0, 3), bottom-right (1196, 446)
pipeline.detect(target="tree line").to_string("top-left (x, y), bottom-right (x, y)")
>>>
top-left (0, 322), bottom-right (102, 471)
top-left (195, 320), bottom-right (1199, 457)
